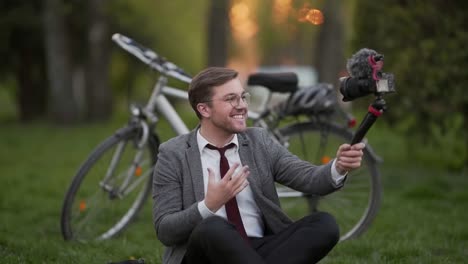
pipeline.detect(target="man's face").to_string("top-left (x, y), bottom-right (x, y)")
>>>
top-left (204, 78), bottom-right (249, 134)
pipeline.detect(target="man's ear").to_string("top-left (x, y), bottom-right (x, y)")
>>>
top-left (197, 103), bottom-right (211, 118)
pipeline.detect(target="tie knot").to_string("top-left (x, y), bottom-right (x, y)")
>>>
top-left (206, 143), bottom-right (236, 156)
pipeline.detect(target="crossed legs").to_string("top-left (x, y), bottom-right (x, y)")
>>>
top-left (184, 212), bottom-right (339, 264)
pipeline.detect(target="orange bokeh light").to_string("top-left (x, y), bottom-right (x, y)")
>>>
top-left (298, 6), bottom-right (324, 25)
top-left (273, 0), bottom-right (293, 25)
top-left (321, 156), bottom-right (331, 164)
top-left (230, 1), bottom-right (258, 40)
top-left (79, 200), bottom-right (86, 212)
top-left (134, 166), bottom-right (142, 177)
top-left (306, 9), bottom-right (324, 25)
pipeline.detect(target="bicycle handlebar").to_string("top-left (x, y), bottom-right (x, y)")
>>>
top-left (112, 33), bottom-right (192, 83)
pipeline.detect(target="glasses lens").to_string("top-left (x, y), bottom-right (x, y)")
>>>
top-left (243, 93), bottom-right (251, 105)
top-left (231, 93), bottom-right (250, 107)
top-left (221, 93), bottom-right (251, 107)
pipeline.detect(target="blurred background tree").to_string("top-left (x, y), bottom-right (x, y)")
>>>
top-left (43, 0), bottom-right (82, 123)
top-left (314, 0), bottom-right (345, 88)
top-left (351, 0), bottom-right (468, 169)
top-left (207, 0), bottom-right (230, 66)
top-left (1, 0), bottom-right (112, 123)
top-left (0, 0), bottom-right (47, 122)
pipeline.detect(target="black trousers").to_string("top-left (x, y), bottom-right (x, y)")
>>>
top-left (184, 212), bottom-right (340, 264)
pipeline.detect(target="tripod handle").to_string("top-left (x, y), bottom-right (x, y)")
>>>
top-left (350, 104), bottom-right (383, 145)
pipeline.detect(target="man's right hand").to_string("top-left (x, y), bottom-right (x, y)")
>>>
top-left (204, 163), bottom-right (250, 212)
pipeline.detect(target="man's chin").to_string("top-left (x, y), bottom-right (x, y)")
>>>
top-left (232, 123), bottom-right (247, 133)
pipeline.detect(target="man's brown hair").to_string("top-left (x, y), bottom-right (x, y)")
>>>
top-left (188, 67), bottom-right (239, 119)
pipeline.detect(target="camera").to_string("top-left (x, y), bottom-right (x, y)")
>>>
top-left (339, 72), bottom-right (395, 102)
top-left (339, 50), bottom-right (396, 102)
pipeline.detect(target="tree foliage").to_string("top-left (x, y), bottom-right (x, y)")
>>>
top-left (351, 0), bottom-right (468, 169)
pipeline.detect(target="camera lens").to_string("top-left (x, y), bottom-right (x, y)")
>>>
top-left (339, 77), bottom-right (376, 101)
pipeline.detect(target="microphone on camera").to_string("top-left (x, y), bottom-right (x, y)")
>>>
top-left (347, 48), bottom-right (381, 79)
top-left (339, 48), bottom-right (383, 101)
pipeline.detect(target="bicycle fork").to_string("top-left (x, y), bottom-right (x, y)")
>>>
top-left (99, 120), bottom-right (151, 199)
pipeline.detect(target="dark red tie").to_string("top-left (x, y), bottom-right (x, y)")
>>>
top-left (206, 143), bottom-right (249, 242)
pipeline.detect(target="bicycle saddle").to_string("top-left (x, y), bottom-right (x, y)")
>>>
top-left (247, 72), bottom-right (299, 93)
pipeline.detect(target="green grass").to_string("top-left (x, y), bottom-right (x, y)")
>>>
top-left (1, 122), bottom-right (467, 263)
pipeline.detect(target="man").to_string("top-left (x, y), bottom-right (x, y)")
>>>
top-left (152, 67), bottom-right (365, 264)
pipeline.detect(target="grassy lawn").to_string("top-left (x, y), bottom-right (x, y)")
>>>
top-left (1, 122), bottom-right (467, 263)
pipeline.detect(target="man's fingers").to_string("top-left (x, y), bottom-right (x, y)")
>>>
top-left (337, 156), bottom-right (362, 163)
top-left (225, 164), bottom-right (249, 180)
top-left (229, 167), bottom-right (249, 185)
top-left (337, 154), bottom-right (363, 167)
top-left (221, 163), bottom-right (240, 182)
top-left (341, 149), bottom-right (364, 158)
top-left (339, 143), bottom-right (351, 151)
top-left (337, 143), bottom-right (351, 157)
top-left (337, 160), bottom-right (362, 169)
top-left (351, 142), bottom-right (366, 150)
top-left (232, 172), bottom-right (250, 193)
top-left (229, 167), bottom-right (250, 194)
top-left (339, 155), bottom-right (362, 162)
top-left (233, 181), bottom-right (249, 194)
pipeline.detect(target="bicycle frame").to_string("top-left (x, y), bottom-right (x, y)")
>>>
top-left (146, 76), bottom-right (190, 134)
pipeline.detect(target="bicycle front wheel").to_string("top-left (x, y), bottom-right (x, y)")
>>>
top-left (277, 122), bottom-right (381, 241)
top-left (61, 126), bottom-right (159, 241)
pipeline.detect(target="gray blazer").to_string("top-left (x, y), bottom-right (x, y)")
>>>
top-left (152, 127), bottom-right (343, 264)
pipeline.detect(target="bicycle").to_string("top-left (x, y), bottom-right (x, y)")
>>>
top-left (60, 33), bottom-right (382, 243)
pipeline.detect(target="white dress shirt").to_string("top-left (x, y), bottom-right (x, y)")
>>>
top-left (196, 129), bottom-right (346, 238)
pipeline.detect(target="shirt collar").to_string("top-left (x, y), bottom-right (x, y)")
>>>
top-left (196, 129), bottom-right (239, 155)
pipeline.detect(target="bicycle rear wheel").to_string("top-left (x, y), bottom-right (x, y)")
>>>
top-left (277, 122), bottom-right (381, 241)
top-left (61, 126), bottom-right (159, 241)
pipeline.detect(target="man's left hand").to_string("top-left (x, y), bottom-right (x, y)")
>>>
top-left (335, 143), bottom-right (365, 175)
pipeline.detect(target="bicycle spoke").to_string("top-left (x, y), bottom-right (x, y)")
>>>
top-left (122, 166), bottom-right (153, 196)
top-left (73, 191), bottom-right (109, 239)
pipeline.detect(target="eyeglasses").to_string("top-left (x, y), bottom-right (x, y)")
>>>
top-left (205, 92), bottom-right (251, 108)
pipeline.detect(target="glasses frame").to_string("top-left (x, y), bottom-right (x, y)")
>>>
top-left (203, 92), bottom-right (251, 108)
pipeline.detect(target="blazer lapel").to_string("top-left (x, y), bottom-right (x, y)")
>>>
top-left (238, 133), bottom-right (262, 195)
top-left (185, 130), bottom-right (205, 202)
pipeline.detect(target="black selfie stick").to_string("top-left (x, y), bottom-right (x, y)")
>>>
top-left (350, 96), bottom-right (386, 145)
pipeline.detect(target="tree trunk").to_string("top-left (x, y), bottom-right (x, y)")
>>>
top-left (207, 0), bottom-right (229, 66)
top-left (15, 32), bottom-right (47, 122)
top-left (314, 0), bottom-right (345, 88)
top-left (43, 0), bottom-right (80, 124)
top-left (85, 0), bottom-right (112, 121)
top-left (463, 105), bottom-right (468, 169)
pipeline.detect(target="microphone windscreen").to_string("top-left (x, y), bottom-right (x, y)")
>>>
top-left (346, 48), bottom-right (378, 79)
